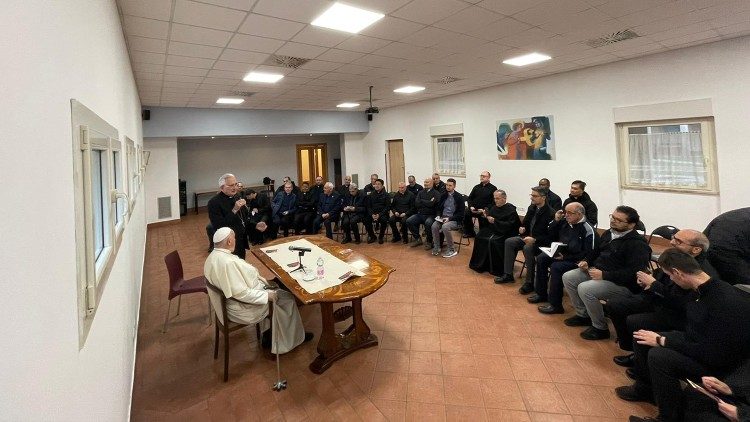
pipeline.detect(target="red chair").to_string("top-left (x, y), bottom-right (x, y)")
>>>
top-left (163, 250), bottom-right (211, 333)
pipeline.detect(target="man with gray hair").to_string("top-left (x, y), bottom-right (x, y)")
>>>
top-left (313, 182), bottom-right (342, 239)
top-left (208, 173), bottom-right (261, 259)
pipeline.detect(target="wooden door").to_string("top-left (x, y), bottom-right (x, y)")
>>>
top-left (386, 139), bottom-right (405, 192)
top-left (296, 144), bottom-right (328, 185)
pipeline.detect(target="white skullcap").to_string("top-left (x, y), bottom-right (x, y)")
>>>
top-left (213, 227), bottom-right (232, 243)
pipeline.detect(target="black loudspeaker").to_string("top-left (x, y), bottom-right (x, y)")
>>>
top-left (142, 109), bottom-right (151, 120)
top-left (367, 113), bottom-right (373, 121)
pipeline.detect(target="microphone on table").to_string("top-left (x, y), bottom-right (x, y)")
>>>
top-left (289, 246), bottom-right (312, 253)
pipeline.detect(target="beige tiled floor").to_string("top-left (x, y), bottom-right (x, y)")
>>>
top-left (131, 214), bottom-right (657, 421)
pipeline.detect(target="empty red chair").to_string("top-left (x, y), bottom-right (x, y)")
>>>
top-left (163, 250), bottom-right (210, 333)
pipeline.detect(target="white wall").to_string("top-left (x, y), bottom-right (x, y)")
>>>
top-left (346, 36), bottom-right (750, 230)
top-left (177, 135), bottom-right (341, 209)
top-left (0, 1), bottom-right (145, 420)
top-left (144, 138), bottom-right (180, 224)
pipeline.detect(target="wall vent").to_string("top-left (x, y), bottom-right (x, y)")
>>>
top-left (230, 91), bottom-right (255, 97)
top-left (431, 76), bottom-right (461, 84)
top-left (267, 55), bottom-right (310, 69)
top-left (157, 196), bottom-right (172, 219)
top-left (586, 29), bottom-right (640, 48)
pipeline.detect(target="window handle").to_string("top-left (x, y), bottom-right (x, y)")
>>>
top-left (111, 190), bottom-right (131, 217)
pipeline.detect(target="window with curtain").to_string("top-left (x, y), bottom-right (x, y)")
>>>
top-left (433, 136), bottom-right (465, 177)
top-left (617, 119), bottom-right (718, 193)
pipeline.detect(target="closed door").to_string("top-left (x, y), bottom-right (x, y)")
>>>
top-left (296, 144), bottom-right (328, 185)
top-left (387, 139), bottom-right (405, 192)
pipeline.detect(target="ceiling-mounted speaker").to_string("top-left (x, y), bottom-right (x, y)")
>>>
top-left (142, 109), bottom-right (151, 120)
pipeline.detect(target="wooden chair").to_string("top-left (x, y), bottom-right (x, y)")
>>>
top-left (205, 282), bottom-right (270, 382)
top-left (163, 250), bottom-right (211, 333)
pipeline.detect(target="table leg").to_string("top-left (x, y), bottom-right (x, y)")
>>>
top-left (309, 299), bottom-right (378, 374)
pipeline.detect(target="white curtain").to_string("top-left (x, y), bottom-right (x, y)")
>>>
top-left (436, 137), bottom-right (465, 175)
top-left (628, 132), bottom-right (707, 188)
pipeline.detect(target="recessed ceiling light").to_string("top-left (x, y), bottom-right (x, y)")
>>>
top-left (211, 136), bottom-right (216, 139)
top-left (337, 102), bottom-right (360, 108)
top-left (243, 72), bottom-right (284, 83)
top-left (502, 52), bottom-right (552, 66)
top-left (311, 3), bottom-right (384, 34)
top-left (394, 85), bottom-right (425, 94)
top-left (216, 97), bottom-right (244, 104)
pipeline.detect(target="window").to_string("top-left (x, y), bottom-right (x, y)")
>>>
top-left (430, 123), bottom-right (465, 177)
top-left (71, 99), bottom-right (129, 347)
top-left (617, 118), bottom-right (718, 193)
top-left (125, 137), bottom-right (137, 209)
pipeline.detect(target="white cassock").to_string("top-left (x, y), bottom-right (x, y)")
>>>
top-left (204, 248), bottom-right (305, 354)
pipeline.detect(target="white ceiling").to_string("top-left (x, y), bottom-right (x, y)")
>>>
top-left (117, 0), bottom-right (750, 111)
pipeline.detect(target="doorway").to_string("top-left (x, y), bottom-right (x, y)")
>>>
top-left (386, 139), bottom-right (405, 192)
top-left (296, 144), bottom-right (328, 185)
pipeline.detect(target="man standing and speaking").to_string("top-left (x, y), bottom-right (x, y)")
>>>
top-left (208, 173), bottom-right (266, 259)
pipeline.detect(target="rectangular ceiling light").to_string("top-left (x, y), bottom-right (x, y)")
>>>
top-left (216, 97), bottom-right (244, 104)
top-left (393, 85), bottom-right (425, 94)
top-left (502, 52), bottom-right (552, 66)
top-left (336, 102), bottom-right (360, 108)
top-left (311, 3), bottom-right (384, 34)
top-left (243, 71), bottom-right (284, 83)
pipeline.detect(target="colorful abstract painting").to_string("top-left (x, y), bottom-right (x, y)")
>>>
top-left (496, 115), bottom-right (555, 160)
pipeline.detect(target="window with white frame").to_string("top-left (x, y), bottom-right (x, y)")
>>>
top-left (126, 137), bottom-right (137, 209)
top-left (71, 100), bottom-right (129, 347)
top-left (617, 118), bottom-right (718, 193)
top-left (430, 123), bottom-right (465, 177)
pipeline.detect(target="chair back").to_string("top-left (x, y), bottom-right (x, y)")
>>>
top-left (635, 220), bottom-right (646, 236)
top-left (649, 225), bottom-right (679, 244)
top-left (164, 251), bottom-right (184, 294)
top-left (205, 281), bottom-right (229, 326)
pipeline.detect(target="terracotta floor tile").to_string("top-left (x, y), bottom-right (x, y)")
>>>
top-left (480, 378), bottom-right (526, 410)
top-left (375, 349), bottom-right (410, 373)
top-left (542, 358), bottom-right (591, 385)
top-left (406, 373), bottom-right (444, 403)
top-left (391, 291), bottom-right (414, 303)
top-left (411, 316), bottom-right (439, 333)
top-left (557, 383), bottom-right (614, 417)
top-left (440, 333), bottom-right (473, 354)
top-left (470, 336), bottom-right (506, 355)
top-left (517, 381), bottom-right (569, 414)
top-left (474, 355), bottom-right (514, 380)
top-left (384, 315), bottom-right (413, 332)
top-left (410, 331), bottom-right (441, 352)
top-left (380, 330), bottom-right (411, 350)
top-left (445, 405), bottom-right (488, 422)
top-left (369, 371), bottom-right (408, 401)
top-left (408, 350), bottom-right (443, 375)
top-left (442, 352), bottom-right (478, 377)
top-left (387, 302), bottom-right (414, 316)
top-left (371, 399), bottom-right (406, 422)
top-left (443, 376), bottom-right (484, 407)
top-left (485, 409), bottom-right (532, 421)
top-left (502, 337), bottom-right (539, 357)
top-left (509, 356), bottom-right (552, 382)
top-left (411, 303), bottom-right (438, 317)
top-left (528, 412), bottom-right (574, 422)
top-left (353, 399), bottom-right (388, 422)
top-left (406, 401), bottom-right (446, 422)
top-left (576, 358), bottom-right (630, 387)
top-left (531, 338), bottom-right (573, 359)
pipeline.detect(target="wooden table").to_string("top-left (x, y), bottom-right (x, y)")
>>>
top-left (252, 235), bottom-right (394, 374)
top-left (194, 189), bottom-right (218, 214)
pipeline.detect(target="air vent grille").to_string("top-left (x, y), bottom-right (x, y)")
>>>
top-left (269, 55), bottom-right (310, 69)
top-left (230, 91), bottom-right (255, 97)
top-left (157, 196), bottom-right (172, 219)
top-left (586, 29), bottom-right (640, 48)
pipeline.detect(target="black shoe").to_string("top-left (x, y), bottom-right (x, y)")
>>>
top-left (613, 353), bottom-right (635, 368)
top-left (341, 237), bottom-right (351, 244)
top-left (518, 283), bottom-right (534, 294)
top-left (564, 315), bottom-right (592, 327)
top-left (410, 238), bottom-right (423, 247)
top-left (538, 304), bottom-right (564, 314)
top-left (424, 242), bottom-right (434, 250)
top-left (367, 236), bottom-right (376, 244)
top-left (629, 416), bottom-right (661, 422)
top-left (261, 330), bottom-right (271, 349)
top-left (615, 385), bottom-right (654, 404)
top-left (527, 294), bottom-right (547, 304)
top-left (463, 232), bottom-right (475, 238)
top-left (354, 238), bottom-right (361, 244)
top-left (378, 236), bottom-right (384, 244)
top-left (403, 237), bottom-right (409, 244)
top-left (626, 368), bottom-right (637, 380)
top-left (494, 274), bottom-right (515, 284)
top-left (391, 236), bottom-right (401, 243)
top-left (303, 332), bottom-right (315, 343)
top-left (580, 326), bottom-right (610, 340)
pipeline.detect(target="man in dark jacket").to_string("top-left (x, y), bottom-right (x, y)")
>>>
top-left (561, 206), bottom-right (651, 340)
top-left (245, 188), bottom-right (271, 245)
top-left (617, 249), bottom-right (750, 422)
top-left (270, 182), bottom-right (297, 238)
top-left (538, 178), bottom-right (562, 210)
top-left (337, 175), bottom-right (352, 197)
top-left (365, 178), bottom-right (390, 244)
top-left (293, 182), bottom-right (317, 235)
top-left (406, 175), bottom-right (423, 196)
top-left (313, 182), bottom-right (342, 239)
top-left (431, 173), bottom-right (446, 193)
top-left (309, 175), bottom-right (325, 200)
top-left (406, 178), bottom-right (441, 247)
top-left (208, 173), bottom-right (264, 259)
top-left (562, 180), bottom-right (598, 227)
top-left (340, 183), bottom-right (366, 244)
top-left (464, 171), bottom-right (497, 237)
top-left (362, 173), bottom-right (379, 195)
top-left (499, 186), bottom-right (554, 287)
top-left (430, 178), bottom-right (465, 258)
top-left (529, 202), bottom-right (597, 313)
top-left (389, 182), bottom-right (415, 244)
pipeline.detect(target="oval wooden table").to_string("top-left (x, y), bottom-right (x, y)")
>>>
top-left (252, 235), bottom-right (395, 374)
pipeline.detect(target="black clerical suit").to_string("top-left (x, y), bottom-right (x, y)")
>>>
top-left (468, 203), bottom-right (521, 276)
top-left (365, 188), bottom-right (390, 242)
top-left (562, 191), bottom-right (598, 227)
top-left (464, 181), bottom-right (497, 237)
top-left (207, 192), bottom-right (249, 258)
top-left (389, 190), bottom-right (415, 242)
top-left (246, 192), bottom-right (271, 245)
top-left (313, 191), bottom-right (342, 239)
top-left (546, 190), bottom-right (563, 211)
top-left (406, 183), bottom-right (423, 196)
top-left (406, 188), bottom-right (441, 243)
top-left (294, 189), bottom-right (316, 235)
top-left (341, 191), bottom-right (366, 243)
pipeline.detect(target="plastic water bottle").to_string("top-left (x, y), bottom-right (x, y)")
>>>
top-left (316, 257), bottom-right (325, 280)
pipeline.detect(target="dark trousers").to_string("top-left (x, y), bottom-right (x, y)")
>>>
top-left (462, 211), bottom-right (486, 236)
top-left (406, 214), bottom-right (435, 242)
top-left (206, 223), bottom-right (215, 251)
top-left (313, 215), bottom-right (338, 239)
top-left (341, 213), bottom-right (362, 241)
top-left (366, 213), bottom-right (388, 238)
top-left (634, 345), bottom-right (712, 421)
top-left (605, 295), bottom-right (653, 351)
top-left (293, 211), bottom-right (315, 235)
top-left (534, 254), bottom-right (577, 308)
top-left (389, 215), bottom-right (409, 240)
top-left (271, 212), bottom-right (294, 237)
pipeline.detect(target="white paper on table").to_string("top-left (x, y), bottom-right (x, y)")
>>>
top-left (260, 238), bottom-right (365, 294)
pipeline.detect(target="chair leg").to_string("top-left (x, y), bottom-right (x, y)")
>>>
top-left (162, 299), bottom-right (172, 333)
top-left (223, 328), bottom-right (230, 382)
top-left (213, 320), bottom-right (219, 359)
top-left (207, 297), bottom-right (212, 326)
top-left (255, 323), bottom-right (262, 343)
top-left (176, 295), bottom-right (182, 316)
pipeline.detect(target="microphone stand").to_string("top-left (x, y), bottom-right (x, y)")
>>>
top-left (289, 250), bottom-right (308, 275)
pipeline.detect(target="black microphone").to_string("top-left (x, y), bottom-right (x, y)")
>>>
top-left (289, 246), bottom-right (312, 253)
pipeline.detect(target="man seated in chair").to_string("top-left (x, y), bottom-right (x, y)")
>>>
top-left (245, 188), bottom-right (271, 245)
top-left (365, 178), bottom-right (390, 244)
top-left (341, 183), bottom-right (366, 244)
top-left (294, 181), bottom-right (317, 235)
top-left (313, 182), bottom-right (342, 239)
top-left (389, 182), bottom-right (415, 244)
top-left (270, 182), bottom-right (297, 238)
top-left (204, 227), bottom-right (312, 354)
top-left (430, 178), bottom-right (464, 258)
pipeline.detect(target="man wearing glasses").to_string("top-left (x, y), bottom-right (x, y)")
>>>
top-left (561, 206), bottom-right (651, 340)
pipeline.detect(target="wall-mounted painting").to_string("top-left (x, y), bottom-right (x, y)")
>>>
top-left (496, 115), bottom-right (555, 160)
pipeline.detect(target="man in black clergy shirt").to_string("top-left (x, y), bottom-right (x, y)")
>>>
top-left (406, 175), bottom-right (423, 195)
top-left (310, 175), bottom-right (325, 199)
top-left (562, 180), bottom-right (598, 227)
top-left (432, 173), bottom-right (447, 193)
top-left (407, 178), bottom-right (441, 247)
top-left (464, 170), bottom-right (497, 238)
top-left (362, 173), bottom-right (379, 195)
top-left (208, 173), bottom-right (266, 259)
top-left (538, 178), bottom-right (562, 211)
top-left (365, 179), bottom-right (391, 244)
top-left (618, 249), bottom-right (750, 422)
top-left (245, 188), bottom-right (271, 245)
top-left (389, 182), bottom-right (415, 244)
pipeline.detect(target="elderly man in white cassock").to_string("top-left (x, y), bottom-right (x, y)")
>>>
top-left (204, 227), bottom-right (311, 354)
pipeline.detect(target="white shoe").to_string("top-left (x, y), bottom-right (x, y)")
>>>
top-left (442, 249), bottom-right (457, 258)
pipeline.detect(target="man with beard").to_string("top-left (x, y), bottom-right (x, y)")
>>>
top-left (469, 190), bottom-right (521, 277)
top-left (464, 171), bottom-right (497, 238)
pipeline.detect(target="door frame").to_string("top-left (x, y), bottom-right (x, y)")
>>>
top-left (386, 139), bottom-right (405, 192)
top-left (295, 143), bottom-right (328, 185)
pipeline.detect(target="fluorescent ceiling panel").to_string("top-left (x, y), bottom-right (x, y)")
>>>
top-left (393, 85), bottom-right (425, 93)
top-left (502, 52), bottom-right (552, 66)
top-left (216, 97), bottom-right (245, 104)
top-left (243, 72), bottom-right (284, 83)
top-left (311, 3), bottom-right (384, 34)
